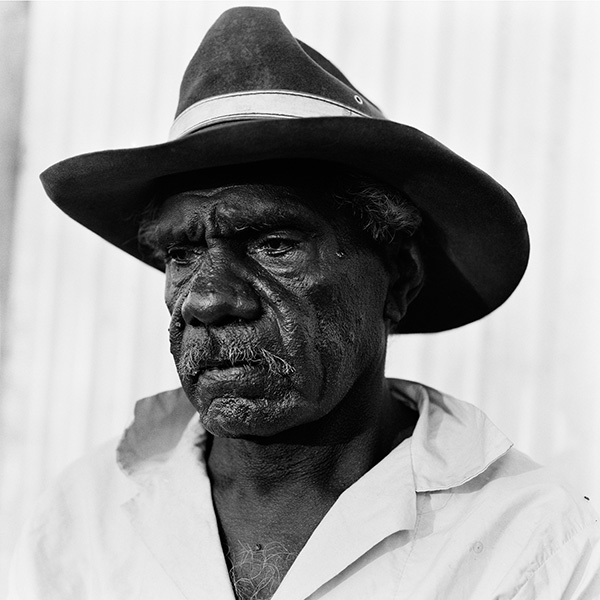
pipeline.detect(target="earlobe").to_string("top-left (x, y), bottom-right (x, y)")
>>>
top-left (384, 242), bottom-right (424, 326)
top-left (384, 295), bottom-right (404, 325)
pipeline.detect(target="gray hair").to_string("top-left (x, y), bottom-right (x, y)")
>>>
top-left (331, 174), bottom-right (422, 244)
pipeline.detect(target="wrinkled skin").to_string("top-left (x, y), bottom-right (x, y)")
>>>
top-left (155, 182), bottom-right (403, 440)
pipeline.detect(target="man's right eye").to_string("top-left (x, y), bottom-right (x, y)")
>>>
top-left (165, 245), bottom-right (197, 265)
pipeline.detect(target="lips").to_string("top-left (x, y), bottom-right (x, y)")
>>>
top-left (198, 359), bottom-right (251, 373)
top-left (191, 359), bottom-right (264, 383)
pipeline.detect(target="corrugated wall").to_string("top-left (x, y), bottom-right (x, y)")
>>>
top-left (1, 1), bottom-right (599, 591)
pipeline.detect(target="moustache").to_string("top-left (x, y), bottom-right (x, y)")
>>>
top-left (175, 330), bottom-right (295, 379)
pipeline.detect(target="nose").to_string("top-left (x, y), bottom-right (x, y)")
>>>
top-left (180, 268), bottom-right (261, 327)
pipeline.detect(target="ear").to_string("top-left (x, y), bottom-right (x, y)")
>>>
top-left (383, 240), bottom-right (424, 327)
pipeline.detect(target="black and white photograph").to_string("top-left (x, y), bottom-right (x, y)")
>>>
top-left (1, 1), bottom-right (599, 598)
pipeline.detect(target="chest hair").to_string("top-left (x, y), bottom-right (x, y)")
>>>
top-left (226, 540), bottom-right (298, 600)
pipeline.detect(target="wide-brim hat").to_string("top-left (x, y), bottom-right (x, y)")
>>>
top-left (40, 6), bottom-right (529, 334)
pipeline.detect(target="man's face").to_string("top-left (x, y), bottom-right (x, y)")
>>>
top-left (152, 181), bottom-right (392, 438)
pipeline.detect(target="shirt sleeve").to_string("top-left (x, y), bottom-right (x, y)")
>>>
top-left (7, 437), bottom-right (132, 600)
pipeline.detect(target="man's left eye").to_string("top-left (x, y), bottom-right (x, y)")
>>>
top-left (256, 237), bottom-right (299, 256)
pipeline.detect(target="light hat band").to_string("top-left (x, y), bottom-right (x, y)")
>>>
top-left (168, 90), bottom-right (382, 140)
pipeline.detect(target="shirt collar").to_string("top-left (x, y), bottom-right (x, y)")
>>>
top-left (116, 379), bottom-right (513, 493)
top-left (116, 387), bottom-right (199, 483)
top-left (387, 379), bottom-right (513, 492)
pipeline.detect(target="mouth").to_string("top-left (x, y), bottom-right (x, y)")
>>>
top-left (194, 360), bottom-right (258, 379)
top-left (200, 359), bottom-right (249, 371)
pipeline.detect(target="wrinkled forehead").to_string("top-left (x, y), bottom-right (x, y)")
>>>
top-left (157, 182), bottom-right (328, 231)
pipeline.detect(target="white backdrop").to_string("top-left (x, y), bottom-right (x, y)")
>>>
top-left (1, 1), bottom-right (599, 592)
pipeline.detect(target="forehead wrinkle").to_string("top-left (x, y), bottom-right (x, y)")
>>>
top-left (153, 197), bottom-right (206, 245)
top-left (200, 184), bottom-right (326, 234)
top-left (155, 183), bottom-right (330, 243)
top-left (157, 186), bottom-right (250, 240)
top-left (213, 201), bottom-right (318, 235)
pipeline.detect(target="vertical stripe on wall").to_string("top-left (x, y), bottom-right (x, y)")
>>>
top-left (0, 2), bottom-right (29, 391)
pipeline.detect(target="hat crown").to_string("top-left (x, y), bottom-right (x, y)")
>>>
top-left (175, 7), bottom-right (382, 120)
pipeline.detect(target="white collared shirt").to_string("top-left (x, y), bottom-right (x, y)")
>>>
top-left (9, 380), bottom-right (600, 599)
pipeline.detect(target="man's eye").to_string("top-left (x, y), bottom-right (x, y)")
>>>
top-left (257, 237), bottom-right (299, 256)
top-left (165, 246), bottom-right (197, 265)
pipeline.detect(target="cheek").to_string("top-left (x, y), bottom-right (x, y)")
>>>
top-left (164, 269), bottom-right (191, 314)
top-left (311, 258), bottom-right (389, 374)
top-left (164, 268), bottom-right (179, 314)
top-left (163, 274), bottom-right (193, 362)
top-left (164, 280), bottom-right (176, 313)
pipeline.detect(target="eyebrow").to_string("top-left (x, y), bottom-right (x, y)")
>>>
top-left (218, 205), bottom-right (317, 234)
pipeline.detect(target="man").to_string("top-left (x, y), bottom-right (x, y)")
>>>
top-left (10, 6), bottom-right (600, 600)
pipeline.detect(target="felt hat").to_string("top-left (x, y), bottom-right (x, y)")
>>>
top-left (40, 6), bottom-right (529, 333)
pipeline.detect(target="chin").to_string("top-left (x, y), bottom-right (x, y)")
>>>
top-left (180, 364), bottom-right (320, 438)
top-left (192, 392), bottom-right (315, 438)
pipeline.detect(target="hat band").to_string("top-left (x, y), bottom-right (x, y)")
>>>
top-left (169, 90), bottom-right (379, 140)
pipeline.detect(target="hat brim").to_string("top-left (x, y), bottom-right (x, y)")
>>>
top-left (40, 116), bottom-right (529, 333)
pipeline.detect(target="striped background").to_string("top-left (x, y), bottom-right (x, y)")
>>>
top-left (1, 1), bottom-right (599, 592)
